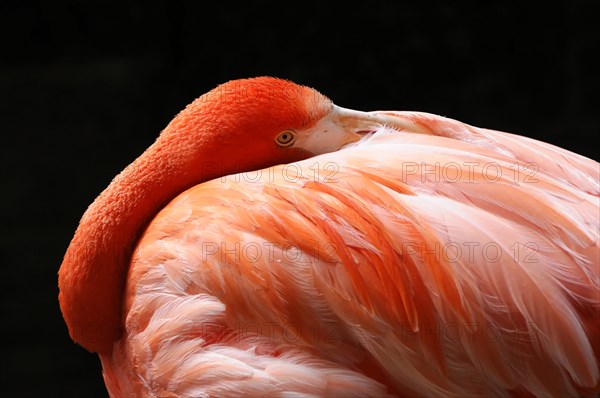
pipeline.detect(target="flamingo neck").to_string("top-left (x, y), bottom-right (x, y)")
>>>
top-left (58, 122), bottom-right (229, 354)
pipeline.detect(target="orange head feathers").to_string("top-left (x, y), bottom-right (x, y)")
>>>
top-left (161, 77), bottom-right (336, 171)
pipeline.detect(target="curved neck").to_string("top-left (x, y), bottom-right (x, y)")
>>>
top-left (58, 77), bottom-right (324, 354)
top-left (58, 123), bottom-right (230, 354)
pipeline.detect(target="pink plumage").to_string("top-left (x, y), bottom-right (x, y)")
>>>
top-left (59, 78), bottom-right (600, 397)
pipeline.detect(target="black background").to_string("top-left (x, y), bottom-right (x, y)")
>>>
top-left (2, 1), bottom-right (598, 396)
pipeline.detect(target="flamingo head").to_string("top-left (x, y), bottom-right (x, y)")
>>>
top-left (160, 76), bottom-right (390, 177)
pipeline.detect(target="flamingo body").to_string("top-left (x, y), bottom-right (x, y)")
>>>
top-left (58, 78), bottom-right (600, 397)
top-left (103, 113), bottom-right (599, 397)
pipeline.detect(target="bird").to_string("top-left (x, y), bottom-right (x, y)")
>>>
top-left (58, 76), bottom-right (600, 397)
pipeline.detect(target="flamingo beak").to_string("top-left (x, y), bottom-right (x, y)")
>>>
top-left (297, 105), bottom-right (431, 155)
top-left (330, 105), bottom-right (433, 144)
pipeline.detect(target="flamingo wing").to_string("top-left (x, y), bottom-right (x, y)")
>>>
top-left (102, 112), bottom-right (600, 397)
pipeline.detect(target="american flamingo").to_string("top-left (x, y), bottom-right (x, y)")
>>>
top-left (58, 77), bottom-right (599, 397)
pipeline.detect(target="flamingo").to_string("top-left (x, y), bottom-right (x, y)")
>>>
top-left (58, 76), bottom-right (600, 397)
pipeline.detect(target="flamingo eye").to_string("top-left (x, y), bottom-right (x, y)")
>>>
top-left (275, 130), bottom-right (296, 147)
